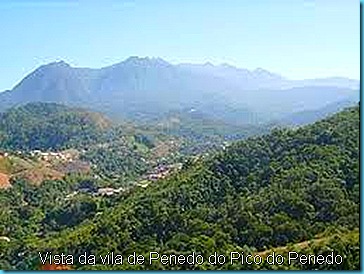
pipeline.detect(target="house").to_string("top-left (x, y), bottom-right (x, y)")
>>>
top-left (30, 150), bottom-right (42, 156)
top-left (0, 151), bottom-right (9, 157)
top-left (137, 182), bottom-right (150, 188)
top-left (96, 187), bottom-right (124, 196)
top-left (0, 236), bottom-right (11, 242)
top-left (65, 191), bottom-right (78, 200)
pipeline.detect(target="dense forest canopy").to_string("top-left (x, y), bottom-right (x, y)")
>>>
top-left (0, 105), bottom-right (359, 270)
top-left (0, 103), bottom-right (111, 151)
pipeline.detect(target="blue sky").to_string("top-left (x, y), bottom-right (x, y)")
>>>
top-left (0, 0), bottom-right (360, 91)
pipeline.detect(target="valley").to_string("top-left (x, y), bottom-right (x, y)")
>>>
top-left (0, 102), bottom-right (359, 270)
top-left (0, 0), bottom-right (359, 270)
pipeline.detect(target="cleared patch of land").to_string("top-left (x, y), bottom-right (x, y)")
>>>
top-left (0, 172), bottom-right (10, 189)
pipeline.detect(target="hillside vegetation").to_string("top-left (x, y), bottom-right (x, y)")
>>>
top-left (0, 103), bottom-right (111, 151)
top-left (0, 106), bottom-right (358, 270)
top-left (0, 103), bottom-right (172, 185)
top-left (0, 103), bottom-right (265, 186)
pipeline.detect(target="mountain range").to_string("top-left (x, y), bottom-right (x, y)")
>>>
top-left (0, 57), bottom-right (359, 125)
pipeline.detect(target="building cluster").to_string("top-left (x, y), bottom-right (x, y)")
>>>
top-left (95, 187), bottom-right (124, 196)
top-left (145, 163), bottom-right (183, 181)
top-left (30, 150), bottom-right (74, 162)
top-left (65, 187), bottom-right (125, 200)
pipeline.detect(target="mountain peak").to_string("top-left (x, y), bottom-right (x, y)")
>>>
top-left (252, 67), bottom-right (283, 79)
top-left (37, 60), bottom-right (71, 72)
top-left (219, 63), bottom-right (237, 69)
top-left (203, 62), bottom-right (214, 67)
top-left (124, 56), bottom-right (143, 63)
top-left (254, 67), bottom-right (271, 74)
top-left (121, 56), bottom-right (170, 67)
top-left (48, 60), bottom-right (70, 67)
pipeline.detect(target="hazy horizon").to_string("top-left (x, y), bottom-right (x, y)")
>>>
top-left (0, 56), bottom-right (360, 92)
top-left (0, 0), bottom-right (359, 91)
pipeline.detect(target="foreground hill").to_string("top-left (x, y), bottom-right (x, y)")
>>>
top-left (2, 106), bottom-right (358, 270)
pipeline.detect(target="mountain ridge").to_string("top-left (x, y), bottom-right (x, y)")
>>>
top-left (4, 57), bottom-right (360, 93)
top-left (0, 57), bottom-right (359, 126)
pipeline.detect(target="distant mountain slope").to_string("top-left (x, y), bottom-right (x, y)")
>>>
top-left (275, 98), bottom-right (360, 126)
top-left (153, 109), bottom-right (268, 154)
top-left (0, 57), bottom-right (359, 125)
top-left (9, 106), bottom-right (358, 270)
top-left (155, 109), bottom-right (263, 139)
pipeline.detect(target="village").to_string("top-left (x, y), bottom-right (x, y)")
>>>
top-left (0, 149), bottom-right (78, 164)
top-left (1, 148), bottom-right (184, 199)
top-left (64, 162), bottom-right (184, 199)
top-left (29, 149), bottom-right (78, 163)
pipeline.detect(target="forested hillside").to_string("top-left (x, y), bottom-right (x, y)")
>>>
top-left (0, 103), bottom-right (181, 185)
top-left (0, 103), bottom-right (111, 151)
top-left (0, 103), bottom-right (265, 186)
top-left (1, 106), bottom-right (358, 270)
